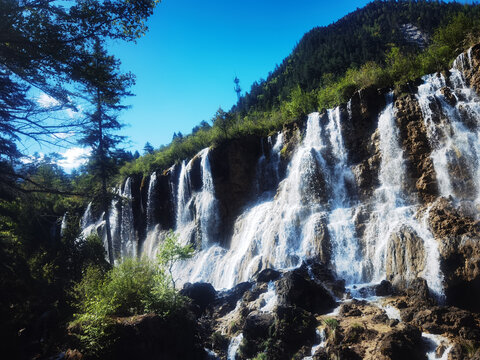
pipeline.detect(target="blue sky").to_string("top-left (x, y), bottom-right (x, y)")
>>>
top-left (110, 0), bottom-right (387, 152)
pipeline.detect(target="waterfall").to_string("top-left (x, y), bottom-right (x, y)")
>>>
top-left (363, 93), bottom-right (444, 295)
top-left (417, 53), bottom-right (480, 208)
top-left (146, 172), bottom-right (157, 229)
top-left (120, 178), bottom-right (136, 258)
top-left (198, 148), bottom-right (218, 247)
top-left (77, 53), bottom-right (480, 297)
top-left (175, 148), bottom-right (218, 247)
top-left (173, 109), bottom-right (363, 289)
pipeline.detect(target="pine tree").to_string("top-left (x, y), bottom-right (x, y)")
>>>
top-left (143, 142), bottom-right (154, 154)
top-left (77, 40), bottom-right (133, 264)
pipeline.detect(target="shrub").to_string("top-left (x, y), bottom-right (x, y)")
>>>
top-left (71, 232), bottom-right (194, 357)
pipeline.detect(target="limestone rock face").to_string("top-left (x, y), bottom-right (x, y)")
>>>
top-left (462, 44), bottom-right (480, 94)
top-left (395, 94), bottom-right (437, 203)
top-left (344, 86), bottom-right (387, 200)
top-left (386, 225), bottom-right (426, 289)
top-left (428, 198), bottom-right (480, 311)
top-left (209, 137), bottom-right (262, 246)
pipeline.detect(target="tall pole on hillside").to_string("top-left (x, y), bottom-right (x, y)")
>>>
top-left (234, 76), bottom-right (241, 103)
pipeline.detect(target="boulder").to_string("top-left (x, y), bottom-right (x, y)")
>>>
top-left (405, 277), bottom-right (436, 308)
top-left (411, 306), bottom-right (480, 341)
top-left (375, 280), bottom-right (394, 296)
top-left (378, 325), bottom-right (425, 360)
top-left (276, 269), bottom-right (336, 314)
top-left (180, 282), bottom-right (217, 315)
top-left (256, 268), bottom-right (281, 283)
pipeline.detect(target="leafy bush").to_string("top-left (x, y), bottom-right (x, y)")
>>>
top-left (71, 232), bottom-right (194, 357)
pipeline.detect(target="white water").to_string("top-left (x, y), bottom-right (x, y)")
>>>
top-left (422, 333), bottom-right (452, 360)
top-left (363, 93), bottom-right (444, 295)
top-left (227, 333), bottom-right (243, 360)
top-left (303, 328), bottom-right (326, 360)
top-left (417, 53), bottom-right (480, 207)
top-left (146, 172), bottom-right (157, 229)
top-left (120, 178), bottom-right (136, 258)
top-left (259, 281), bottom-right (277, 312)
top-left (175, 148), bottom-right (218, 248)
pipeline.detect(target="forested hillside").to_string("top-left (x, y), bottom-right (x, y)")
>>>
top-left (235, 0), bottom-right (478, 114)
top-left (121, 0), bottom-right (480, 176)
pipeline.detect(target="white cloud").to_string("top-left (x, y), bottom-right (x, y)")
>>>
top-left (37, 93), bottom-right (60, 108)
top-left (57, 147), bottom-right (91, 171)
top-left (20, 147), bottom-right (90, 172)
top-left (51, 131), bottom-right (75, 140)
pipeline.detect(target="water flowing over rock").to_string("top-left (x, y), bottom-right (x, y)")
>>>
top-left (79, 47), bottom-right (480, 315)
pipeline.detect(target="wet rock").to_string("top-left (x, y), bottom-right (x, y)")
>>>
top-left (267, 306), bottom-right (317, 360)
top-left (180, 282), bottom-right (217, 316)
top-left (345, 86), bottom-right (387, 200)
top-left (303, 259), bottom-right (346, 298)
top-left (440, 86), bottom-right (457, 107)
top-left (375, 280), bottom-right (394, 296)
top-left (372, 313), bottom-right (390, 324)
top-left (389, 319), bottom-right (399, 327)
top-left (405, 278), bottom-right (436, 308)
top-left (244, 311), bottom-right (275, 339)
top-left (210, 137), bottom-right (263, 247)
top-left (461, 44), bottom-right (480, 94)
top-left (386, 226), bottom-right (426, 289)
top-left (428, 198), bottom-right (480, 311)
top-left (411, 306), bottom-right (480, 341)
top-left (395, 94), bottom-right (437, 203)
top-left (242, 282), bottom-right (268, 303)
top-left (256, 268), bottom-right (281, 283)
top-left (378, 325), bottom-right (425, 360)
top-left (276, 268), bottom-right (336, 314)
top-left (340, 300), bottom-right (365, 317)
top-left (213, 282), bottom-right (253, 317)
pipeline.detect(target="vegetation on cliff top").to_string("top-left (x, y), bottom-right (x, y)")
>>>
top-left (120, 1), bottom-right (480, 177)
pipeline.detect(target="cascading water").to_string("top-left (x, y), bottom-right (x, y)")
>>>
top-left (417, 51), bottom-right (480, 208)
top-left (175, 148), bottom-right (218, 247)
top-left (362, 93), bottom-right (444, 295)
top-left (120, 177), bottom-right (135, 258)
top-left (146, 172), bottom-right (157, 229)
top-left (172, 109), bottom-right (364, 289)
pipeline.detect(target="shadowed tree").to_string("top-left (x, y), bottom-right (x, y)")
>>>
top-left (76, 41), bottom-right (134, 264)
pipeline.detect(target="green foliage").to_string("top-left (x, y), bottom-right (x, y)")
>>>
top-left (323, 317), bottom-right (339, 330)
top-left (253, 353), bottom-right (268, 360)
top-left (71, 234), bottom-right (194, 356)
top-left (351, 322), bottom-right (363, 330)
top-left (157, 230), bottom-right (195, 289)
